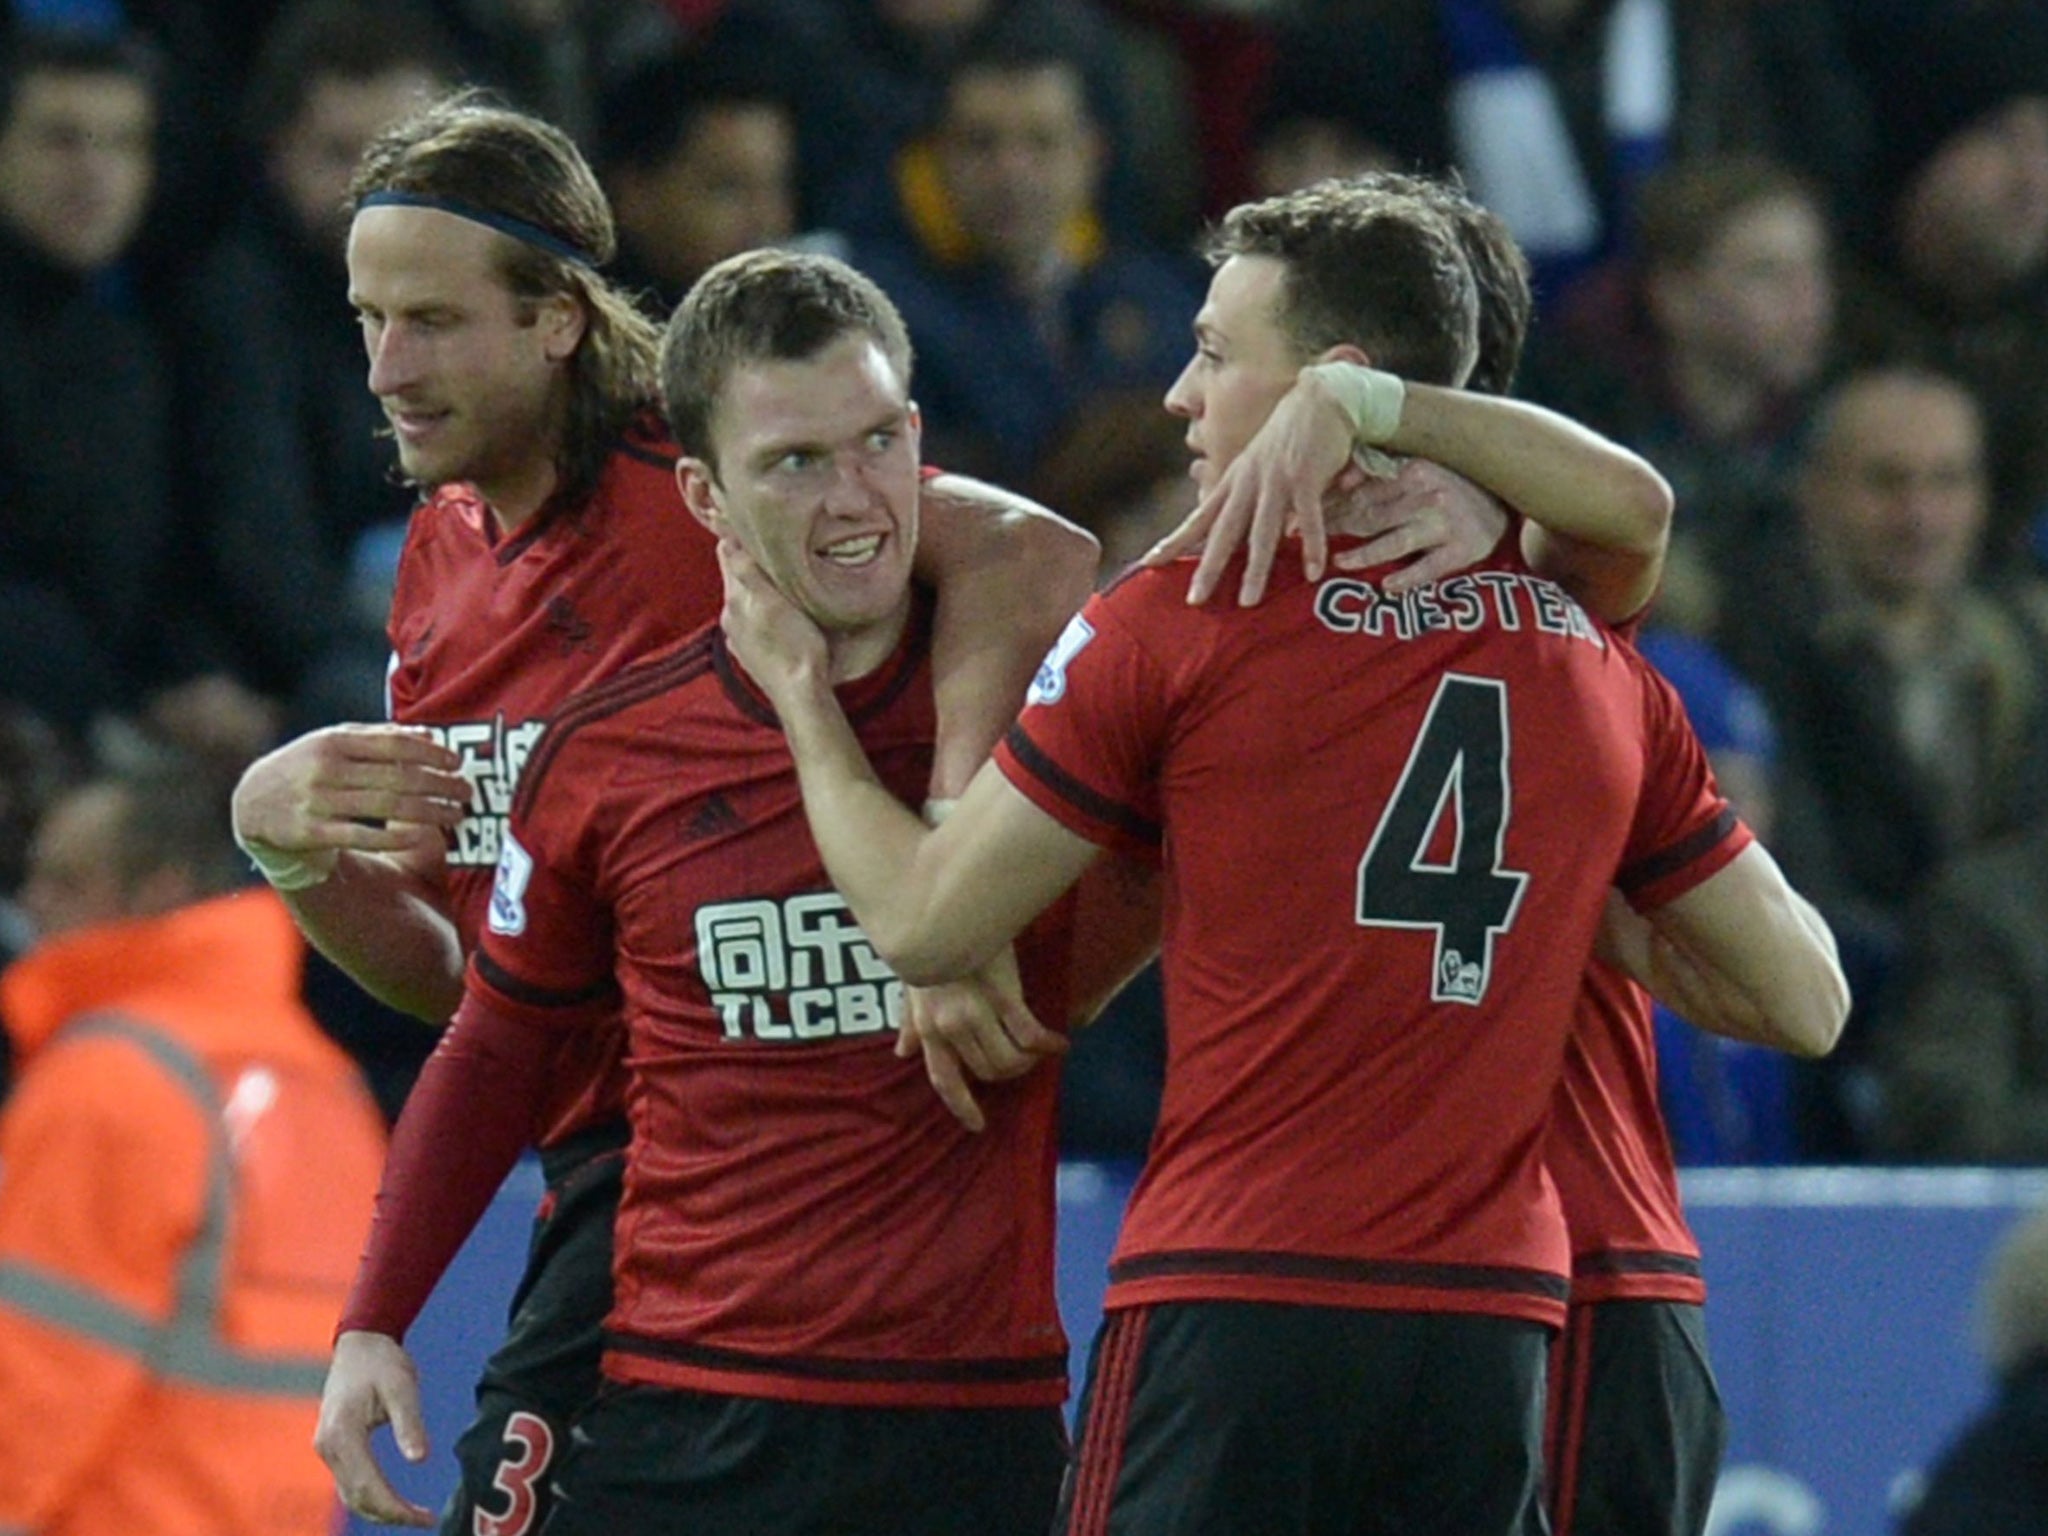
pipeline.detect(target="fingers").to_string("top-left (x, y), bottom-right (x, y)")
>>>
top-left (1188, 493), bottom-right (1252, 606)
top-left (1140, 500), bottom-right (1216, 569)
top-left (238, 726), bottom-right (470, 853)
top-left (1288, 472), bottom-right (1329, 595)
top-left (921, 1036), bottom-right (987, 1134)
top-left (315, 1399), bottom-right (433, 1526)
top-left (334, 724), bottom-right (462, 769)
top-left (1379, 546), bottom-right (1467, 593)
top-left (894, 997), bottom-right (925, 1059)
top-left (1333, 519), bottom-right (1433, 575)
top-left (382, 1372), bottom-right (430, 1465)
top-left (905, 980), bottom-right (1064, 1082)
top-left (1235, 481), bottom-right (1283, 607)
top-left (988, 992), bottom-right (1069, 1063)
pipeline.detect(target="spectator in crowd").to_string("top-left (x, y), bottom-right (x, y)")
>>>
top-left (1241, 22), bottom-right (1433, 201)
top-left (724, 0), bottom-right (1184, 244)
top-left (429, 0), bottom-right (680, 143)
top-left (1524, 155), bottom-right (1836, 631)
top-left (842, 28), bottom-right (1199, 525)
top-left (1713, 363), bottom-right (2048, 1150)
top-left (1897, 1204), bottom-right (2048, 1533)
top-left (594, 33), bottom-right (798, 319)
top-left (0, 26), bottom-right (175, 736)
top-left (0, 756), bottom-right (387, 1536)
top-left (1837, 2), bottom-right (2048, 564)
top-left (1299, 0), bottom-right (1872, 311)
top-left (1865, 814), bottom-right (2048, 1163)
top-left (171, 0), bottom-right (460, 730)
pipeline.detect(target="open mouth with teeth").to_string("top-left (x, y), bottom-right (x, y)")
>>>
top-left (819, 533), bottom-right (885, 566)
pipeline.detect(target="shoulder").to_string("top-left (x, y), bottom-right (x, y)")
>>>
top-left (512, 632), bottom-right (723, 819)
top-left (9, 1018), bottom-right (214, 1153)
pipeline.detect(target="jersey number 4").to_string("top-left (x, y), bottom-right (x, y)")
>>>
top-left (1356, 674), bottom-right (1529, 1006)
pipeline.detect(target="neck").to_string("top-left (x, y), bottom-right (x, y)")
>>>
top-left (822, 599), bottom-right (913, 685)
top-left (476, 410), bottom-right (572, 536)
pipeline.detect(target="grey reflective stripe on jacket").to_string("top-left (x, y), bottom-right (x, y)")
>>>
top-left (0, 1014), bottom-right (329, 1395)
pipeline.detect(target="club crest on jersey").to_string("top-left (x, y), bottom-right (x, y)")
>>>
top-left (696, 892), bottom-right (904, 1042)
top-left (488, 831), bottom-right (535, 937)
top-left (1029, 614), bottom-right (1096, 706)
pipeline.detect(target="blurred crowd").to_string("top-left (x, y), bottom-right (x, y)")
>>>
top-left (2, 0), bottom-right (2047, 1164)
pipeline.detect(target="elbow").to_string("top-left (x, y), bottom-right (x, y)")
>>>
top-left (1626, 460), bottom-right (1676, 551)
top-left (1025, 514), bottom-right (1101, 616)
top-left (1779, 964), bottom-right (1852, 1059)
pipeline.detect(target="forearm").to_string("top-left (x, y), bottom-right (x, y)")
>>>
top-left (283, 853), bottom-right (466, 1022)
top-left (774, 664), bottom-right (971, 975)
top-left (1379, 382), bottom-right (1672, 621)
top-left (1635, 848), bottom-right (1849, 1058)
top-left (336, 990), bottom-right (549, 1340)
top-left (915, 473), bottom-right (1098, 796)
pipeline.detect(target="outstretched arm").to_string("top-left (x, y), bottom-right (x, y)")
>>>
top-left (232, 725), bottom-right (472, 1020)
top-left (914, 472), bottom-right (1099, 797)
top-left (1147, 364), bottom-right (1672, 622)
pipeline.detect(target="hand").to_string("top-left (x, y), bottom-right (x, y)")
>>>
top-left (1329, 459), bottom-right (1511, 592)
top-left (1141, 367), bottom-right (1360, 607)
top-left (314, 1331), bottom-right (436, 1527)
top-left (717, 537), bottom-right (829, 705)
top-left (899, 946), bottom-right (1067, 1132)
top-left (233, 725), bottom-right (469, 879)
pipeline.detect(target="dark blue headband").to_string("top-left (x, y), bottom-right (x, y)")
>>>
top-left (356, 190), bottom-right (598, 268)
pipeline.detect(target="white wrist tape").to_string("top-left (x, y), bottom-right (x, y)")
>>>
top-left (921, 797), bottom-right (959, 827)
top-left (1305, 361), bottom-right (1406, 446)
top-left (234, 830), bottom-right (338, 892)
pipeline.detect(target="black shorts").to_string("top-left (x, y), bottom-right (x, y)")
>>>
top-left (441, 1121), bottom-right (627, 1536)
top-left (537, 1383), bottom-right (1069, 1536)
top-left (1545, 1299), bottom-right (1726, 1536)
top-left (1057, 1299), bottom-right (1550, 1536)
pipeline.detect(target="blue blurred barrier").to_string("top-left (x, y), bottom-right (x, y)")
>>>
top-left (349, 1162), bottom-right (2048, 1536)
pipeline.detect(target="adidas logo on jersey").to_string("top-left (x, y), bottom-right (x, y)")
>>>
top-left (682, 794), bottom-right (745, 844)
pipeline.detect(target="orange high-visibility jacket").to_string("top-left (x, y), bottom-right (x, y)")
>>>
top-left (0, 889), bottom-right (388, 1536)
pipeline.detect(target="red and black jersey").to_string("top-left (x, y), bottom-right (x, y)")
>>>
top-left (459, 595), bottom-right (1072, 1409)
top-left (1549, 617), bottom-right (1706, 1306)
top-left (1549, 966), bottom-right (1704, 1305)
top-left (995, 544), bottom-right (1747, 1332)
top-left (384, 414), bottom-right (719, 1145)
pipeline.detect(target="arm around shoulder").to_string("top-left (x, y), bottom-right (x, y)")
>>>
top-left (1384, 382), bottom-right (1673, 623)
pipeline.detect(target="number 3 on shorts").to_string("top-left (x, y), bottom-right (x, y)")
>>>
top-left (1356, 673), bottom-right (1528, 1006)
top-left (475, 1411), bottom-right (555, 1536)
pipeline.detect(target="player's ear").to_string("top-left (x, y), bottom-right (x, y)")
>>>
top-left (1314, 341), bottom-right (1372, 368)
top-left (676, 457), bottom-right (727, 534)
top-left (537, 292), bottom-right (587, 362)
